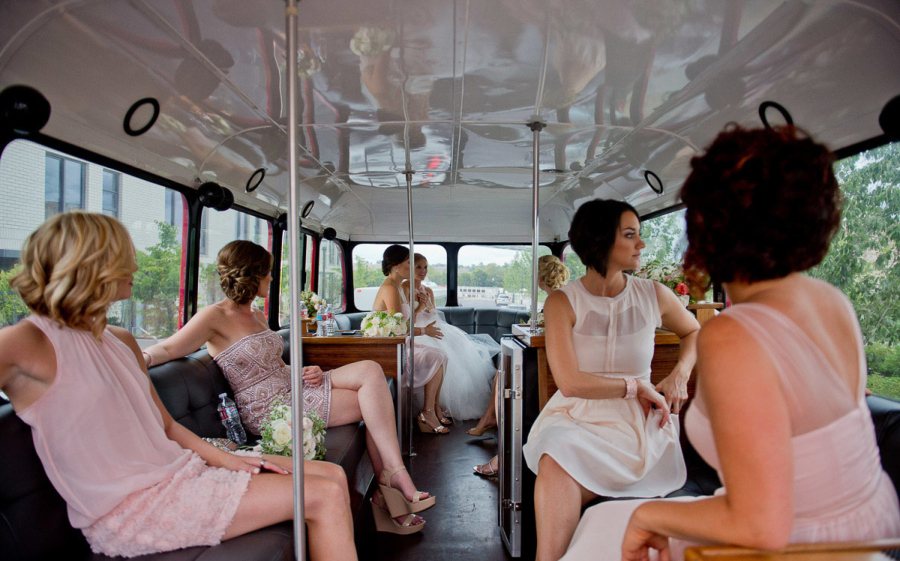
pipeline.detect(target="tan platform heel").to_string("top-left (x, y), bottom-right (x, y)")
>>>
top-left (417, 410), bottom-right (449, 435)
top-left (378, 466), bottom-right (436, 517)
top-left (371, 490), bottom-right (425, 535)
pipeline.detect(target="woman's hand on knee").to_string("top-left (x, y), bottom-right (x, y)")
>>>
top-left (302, 365), bottom-right (324, 387)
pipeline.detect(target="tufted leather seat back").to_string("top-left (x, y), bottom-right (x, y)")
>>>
top-left (869, 395), bottom-right (900, 496)
top-left (149, 349), bottom-right (232, 438)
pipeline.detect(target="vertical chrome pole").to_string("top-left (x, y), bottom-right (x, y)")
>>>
top-left (527, 116), bottom-right (546, 332)
top-left (285, 2), bottom-right (305, 559)
top-left (404, 168), bottom-right (416, 457)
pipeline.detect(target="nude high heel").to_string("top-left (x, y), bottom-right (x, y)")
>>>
top-left (371, 490), bottom-right (425, 535)
top-left (417, 410), bottom-right (449, 434)
top-left (378, 466), bottom-right (436, 517)
top-left (466, 424), bottom-right (496, 437)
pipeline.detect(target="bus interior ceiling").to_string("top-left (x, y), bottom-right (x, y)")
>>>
top-left (2, 2), bottom-right (900, 560)
top-left (0, 0), bottom-right (898, 247)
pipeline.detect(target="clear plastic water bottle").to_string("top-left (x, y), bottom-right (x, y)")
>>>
top-left (325, 304), bottom-right (335, 336)
top-left (299, 300), bottom-right (308, 320)
top-left (316, 306), bottom-right (325, 336)
top-left (217, 393), bottom-right (246, 446)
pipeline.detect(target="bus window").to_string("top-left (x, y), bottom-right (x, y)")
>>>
top-left (352, 244), bottom-right (447, 310)
top-left (317, 239), bottom-right (345, 311)
top-left (0, 140), bottom-right (188, 347)
top-left (280, 233), bottom-right (314, 326)
top-left (197, 208), bottom-right (272, 315)
top-left (458, 245), bottom-right (551, 310)
top-left (809, 140), bottom-right (900, 401)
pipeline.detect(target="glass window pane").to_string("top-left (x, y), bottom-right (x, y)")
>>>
top-left (808, 140), bottom-right (900, 400)
top-left (44, 155), bottom-right (60, 218)
top-left (317, 239), bottom-right (344, 311)
top-left (562, 245), bottom-right (585, 281)
top-left (198, 208), bottom-right (272, 316)
top-left (279, 233), bottom-right (314, 326)
top-left (458, 245), bottom-right (550, 309)
top-left (352, 244), bottom-right (447, 310)
top-left (63, 159), bottom-right (83, 211)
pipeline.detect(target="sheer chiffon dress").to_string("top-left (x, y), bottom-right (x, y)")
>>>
top-left (411, 289), bottom-right (499, 420)
top-left (561, 301), bottom-right (900, 560)
top-left (399, 289), bottom-right (448, 389)
top-left (17, 315), bottom-right (255, 557)
top-left (214, 329), bottom-right (331, 434)
top-left (523, 276), bottom-right (685, 498)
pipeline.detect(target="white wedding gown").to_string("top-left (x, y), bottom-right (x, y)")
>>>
top-left (409, 289), bottom-right (500, 421)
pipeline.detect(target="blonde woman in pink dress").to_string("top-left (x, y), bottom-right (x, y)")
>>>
top-left (563, 126), bottom-right (900, 560)
top-left (0, 212), bottom-right (356, 559)
top-left (144, 240), bottom-right (433, 534)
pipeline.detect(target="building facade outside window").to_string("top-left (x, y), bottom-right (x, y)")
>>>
top-left (44, 154), bottom-right (84, 218)
top-left (102, 169), bottom-right (120, 218)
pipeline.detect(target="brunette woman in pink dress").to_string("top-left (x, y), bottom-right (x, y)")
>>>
top-left (0, 212), bottom-right (356, 559)
top-left (562, 126), bottom-right (900, 560)
top-left (372, 244), bottom-right (449, 434)
top-left (144, 240), bottom-right (434, 534)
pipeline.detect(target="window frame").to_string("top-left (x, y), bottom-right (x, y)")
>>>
top-left (44, 152), bottom-right (85, 218)
top-left (101, 169), bottom-right (121, 218)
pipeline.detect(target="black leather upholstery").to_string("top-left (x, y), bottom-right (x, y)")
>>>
top-left (0, 336), bottom-right (379, 560)
top-left (869, 395), bottom-right (900, 495)
top-left (335, 306), bottom-right (530, 344)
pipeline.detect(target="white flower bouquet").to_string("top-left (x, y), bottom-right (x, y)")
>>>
top-left (350, 27), bottom-right (395, 57)
top-left (300, 290), bottom-right (326, 316)
top-left (361, 311), bottom-right (409, 337)
top-left (256, 397), bottom-right (326, 460)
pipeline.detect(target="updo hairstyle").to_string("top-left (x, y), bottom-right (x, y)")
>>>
top-left (217, 240), bottom-right (273, 305)
top-left (538, 255), bottom-right (570, 290)
top-left (11, 211), bottom-right (136, 340)
top-left (681, 125), bottom-right (842, 294)
top-left (382, 244), bottom-right (410, 276)
top-left (568, 199), bottom-right (639, 276)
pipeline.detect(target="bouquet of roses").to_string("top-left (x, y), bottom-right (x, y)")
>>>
top-left (256, 397), bottom-right (326, 460)
top-left (299, 290), bottom-right (326, 317)
top-left (633, 259), bottom-right (691, 306)
top-left (361, 311), bottom-right (409, 337)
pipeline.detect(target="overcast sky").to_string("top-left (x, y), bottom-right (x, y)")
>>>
top-left (352, 244), bottom-right (533, 267)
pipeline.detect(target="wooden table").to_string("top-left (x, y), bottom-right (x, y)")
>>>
top-left (301, 335), bottom-right (405, 377)
top-left (685, 540), bottom-right (900, 560)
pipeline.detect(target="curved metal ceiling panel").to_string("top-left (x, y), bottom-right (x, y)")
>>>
top-left (1, 0), bottom-right (898, 242)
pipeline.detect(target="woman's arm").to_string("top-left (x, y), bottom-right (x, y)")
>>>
top-left (142, 306), bottom-right (219, 367)
top-left (110, 326), bottom-right (290, 475)
top-left (654, 283), bottom-right (701, 414)
top-left (622, 317), bottom-right (794, 559)
top-left (543, 291), bottom-right (670, 423)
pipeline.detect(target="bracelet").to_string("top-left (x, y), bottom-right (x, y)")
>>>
top-left (142, 351), bottom-right (153, 367)
top-left (624, 377), bottom-right (638, 399)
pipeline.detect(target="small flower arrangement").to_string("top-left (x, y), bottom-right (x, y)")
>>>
top-left (361, 311), bottom-right (409, 337)
top-left (256, 397), bottom-right (326, 460)
top-left (350, 27), bottom-right (395, 57)
top-left (300, 290), bottom-right (326, 316)
top-left (633, 259), bottom-right (691, 306)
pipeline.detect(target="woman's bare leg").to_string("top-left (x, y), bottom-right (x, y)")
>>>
top-left (472, 372), bottom-right (499, 432)
top-left (328, 361), bottom-right (429, 502)
top-left (224, 460), bottom-right (356, 561)
top-left (534, 454), bottom-right (597, 561)
top-left (420, 365), bottom-right (444, 429)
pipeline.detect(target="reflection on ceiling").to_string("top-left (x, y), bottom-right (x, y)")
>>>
top-left (1, 0), bottom-right (898, 241)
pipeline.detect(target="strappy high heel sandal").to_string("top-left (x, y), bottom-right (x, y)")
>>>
top-left (378, 466), bottom-right (436, 516)
top-left (436, 405), bottom-right (453, 426)
top-left (417, 410), bottom-right (449, 435)
top-left (473, 455), bottom-right (499, 478)
top-left (371, 490), bottom-right (425, 535)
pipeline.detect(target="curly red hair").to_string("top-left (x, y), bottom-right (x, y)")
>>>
top-left (681, 125), bottom-right (842, 296)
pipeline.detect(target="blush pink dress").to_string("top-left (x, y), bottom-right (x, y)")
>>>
top-left (17, 315), bottom-right (255, 558)
top-left (213, 329), bottom-right (331, 434)
top-left (399, 289), bottom-right (448, 388)
top-left (524, 276), bottom-right (685, 498)
top-left (561, 301), bottom-right (900, 560)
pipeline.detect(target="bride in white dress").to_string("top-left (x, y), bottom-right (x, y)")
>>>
top-left (402, 253), bottom-right (500, 421)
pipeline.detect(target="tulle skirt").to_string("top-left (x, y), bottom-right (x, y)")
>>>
top-left (414, 320), bottom-right (499, 421)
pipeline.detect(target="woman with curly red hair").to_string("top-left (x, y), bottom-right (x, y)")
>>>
top-left (561, 125), bottom-right (900, 560)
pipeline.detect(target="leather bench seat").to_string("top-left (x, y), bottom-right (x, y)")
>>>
top-left (1, 338), bottom-right (379, 560)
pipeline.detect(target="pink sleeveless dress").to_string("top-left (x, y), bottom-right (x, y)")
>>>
top-left (399, 289), bottom-right (448, 388)
top-left (562, 301), bottom-right (900, 560)
top-left (17, 315), bottom-right (254, 558)
top-left (213, 329), bottom-right (332, 434)
top-left (524, 276), bottom-right (685, 497)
